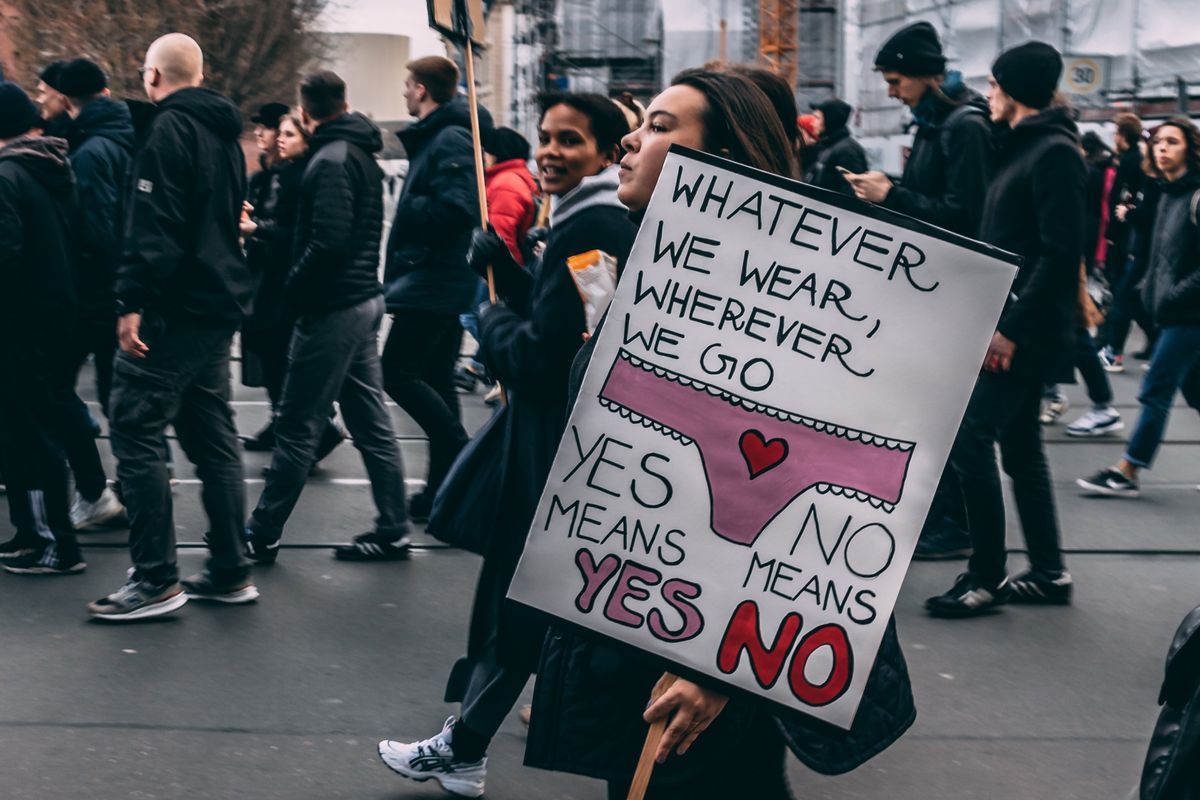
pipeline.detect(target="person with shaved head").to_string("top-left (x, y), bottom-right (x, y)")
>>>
top-left (89, 33), bottom-right (258, 621)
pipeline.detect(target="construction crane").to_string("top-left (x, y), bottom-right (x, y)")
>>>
top-left (758, 0), bottom-right (800, 88)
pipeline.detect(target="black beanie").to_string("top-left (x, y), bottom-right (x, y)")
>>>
top-left (58, 58), bottom-right (108, 99)
top-left (992, 41), bottom-right (1063, 110)
top-left (874, 22), bottom-right (946, 76)
top-left (250, 102), bottom-right (291, 128)
top-left (814, 99), bottom-right (853, 134)
top-left (0, 82), bottom-right (41, 139)
top-left (484, 127), bottom-right (530, 163)
top-left (38, 60), bottom-right (67, 92)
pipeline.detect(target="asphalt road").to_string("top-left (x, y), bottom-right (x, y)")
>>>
top-left (1, 344), bottom-right (1194, 800)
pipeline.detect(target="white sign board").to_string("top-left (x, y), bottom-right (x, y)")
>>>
top-left (507, 146), bottom-right (1018, 729)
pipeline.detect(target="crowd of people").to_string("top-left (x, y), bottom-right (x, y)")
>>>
top-left (0, 19), bottom-right (1198, 799)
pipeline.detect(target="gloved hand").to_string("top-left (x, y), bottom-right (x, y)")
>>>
top-left (525, 226), bottom-right (549, 254)
top-left (467, 226), bottom-right (529, 304)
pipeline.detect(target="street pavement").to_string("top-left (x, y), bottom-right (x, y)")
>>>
top-left (1, 341), bottom-right (1195, 800)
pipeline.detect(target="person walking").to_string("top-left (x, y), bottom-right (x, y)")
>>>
top-left (1077, 118), bottom-right (1200, 499)
top-left (244, 71), bottom-right (412, 564)
top-left (377, 92), bottom-right (636, 797)
top-left (382, 56), bottom-right (492, 522)
top-left (0, 82), bottom-right (88, 575)
top-left (88, 33), bottom-right (257, 620)
top-left (521, 70), bottom-right (914, 800)
top-left (805, 98), bottom-right (867, 196)
top-left (844, 20), bottom-right (993, 561)
top-left (925, 42), bottom-right (1083, 618)
top-left (58, 58), bottom-right (134, 529)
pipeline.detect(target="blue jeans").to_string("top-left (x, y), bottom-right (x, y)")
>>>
top-left (1125, 324), bottom-right (1200, 469)
top-left (459, 279), bottom-right (489, 372)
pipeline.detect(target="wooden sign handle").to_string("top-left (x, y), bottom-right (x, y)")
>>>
top-left (626, 672), bottom-right (678, 800)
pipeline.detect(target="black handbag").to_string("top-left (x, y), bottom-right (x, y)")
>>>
top-left (426, 404), bottom-right (509, 555)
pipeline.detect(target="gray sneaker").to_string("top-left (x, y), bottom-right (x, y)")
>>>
top-left (70, 486), bottom-right (127, 530)
top-left (88, 578), bottom-right (188, 621)
top-left (1065, 407), bottom-right (1123, 437)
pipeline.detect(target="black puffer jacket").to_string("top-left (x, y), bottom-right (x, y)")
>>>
top-left (66, 96), bottom-right (135, 322)
top-left (807, 127), bottom-right (868, 197)
top-left (384, 96), bottom-right (493, 316)
top-left (287, 113), bottom-right (385, 316)
top-left (984, 107), bottom-right (1087, 383)
top-left (881, 81), bottom-right (992, 236)
top-left (1140, 171), bottom-right (1200, 327)
top-left (1139, 604), bottom-right (1200, 800)
top-left (0, 136), bottom-right (77, 344)
top-left (115, 87), bottom-right (252, 323)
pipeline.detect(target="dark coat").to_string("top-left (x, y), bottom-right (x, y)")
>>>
top-left (287, 113), bottom-right (385, 317)
top-left (0, 136), bottom-right (77, 345)
top-left (384, 96), bottom-right (494, 316)
top-left (66, 96), bottom-right (135, 322)
top-left (807, 127), bottom-right (868, 197)
top-left (524, 289), bottom-right (916, 786)
top-left (445, 177), bottom-right (636, 700)
top-left (881, 82), bottom-right (992, 236)
top-left (245, 155), bottom-right (306, 330)
top-left (984, 107), bottom-right (1087, 383)
top-left (1140, 171), bottom-right (1200, 327)
top-left (115, 87), bottom-right (252, 323)
top-left (1140, 604), bottom-right (1200, 800)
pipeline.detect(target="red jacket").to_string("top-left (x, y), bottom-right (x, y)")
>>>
top-left (485, 158), bottom-right (537, 265)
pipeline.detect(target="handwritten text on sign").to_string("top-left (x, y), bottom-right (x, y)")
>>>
top-left (508, 147), bottom-right (1017, 728)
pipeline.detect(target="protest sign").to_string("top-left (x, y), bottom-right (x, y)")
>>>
top-left (507, 145), bottom-right (1018, 729)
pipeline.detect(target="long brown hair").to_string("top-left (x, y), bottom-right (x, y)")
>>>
top-left (670, 68), bottom-right (799, 179)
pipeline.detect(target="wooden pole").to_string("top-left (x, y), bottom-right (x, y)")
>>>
top-left (462, 40), bottom-right (497, 305)
top-left (626, 672), bottom-right (678, 800)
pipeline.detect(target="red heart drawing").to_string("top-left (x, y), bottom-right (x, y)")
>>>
top-left (739, 429), bottom-right (789, 479)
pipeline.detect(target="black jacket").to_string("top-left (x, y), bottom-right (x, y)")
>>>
top-left (0, 136), bottom-right (77, 345)
top-left (807, 127), bottom-right (868, 197)
top-left (245, 156), bottom-right (306, 330)
top-left (1140, 604), bottom-right (1200, 800)
top-left (882, 82), bottom-right (992, 236)
top-left (384, 96), bottom-right (493, 316)
top-left (983, 107), bottom-right (1087, 383)
top-left (115, 87), bottom-right (252, 323)
top-left (66, 97), bottom-right (135, 322)
top-left (288, 113), bottom-right (386, 316)
top-left (445, 170), bottom-right (637, 701)
top-left (1140, 171), bottom-right (1200, 327)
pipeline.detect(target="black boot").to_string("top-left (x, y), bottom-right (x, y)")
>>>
top-left (241, 419), bottom-right (277, 452)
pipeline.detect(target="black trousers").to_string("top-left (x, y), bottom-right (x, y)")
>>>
top-left (381, 310), bottom-right (469, 495)
top-left (0, 342), bottom-right (82, 558)
top-left (241, 322), bottom-right (292, 408)
top-left (108, 314), bottom-right (247, 587)
top-left (951, 368), bottom-right (1065, 585)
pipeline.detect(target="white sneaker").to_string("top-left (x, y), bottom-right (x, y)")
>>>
top-left (70, 486), bottom-right (127, 530)
top-left (1039, 394), bottom-right (1069, 425)
top-left (378, 717), bottom-right (486, 797)
top-left (1065, 407), bottom-right (1124, 437)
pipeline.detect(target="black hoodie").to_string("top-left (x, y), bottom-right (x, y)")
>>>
top-left (384, 95), bottom-right (494, 315)
top-left (115, 86), bottom-right (252, 323)
top-left (983, 106), bottom-right (1087, 382)
top-left (67, 96), bottom-right (135, 320)
top-left (286, 111), bottom-right (386, 316)
top-left (881, 81), bottom-right (993, 236)
top-left (0, 136), bottom-right (77, 344)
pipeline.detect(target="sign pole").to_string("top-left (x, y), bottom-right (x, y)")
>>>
top-left (456, 3), bottom-right (497, 305)
top-left (626, 672), bottom-right (678, 800)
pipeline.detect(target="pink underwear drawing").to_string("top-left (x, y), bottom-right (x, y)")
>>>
top-left (598, 349), bottom-right (915, 547)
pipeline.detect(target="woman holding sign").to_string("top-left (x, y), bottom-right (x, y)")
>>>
top-left (377, 93), bottom-right (637, 797)
top-left (522, 69), bottom-right (915, 800)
